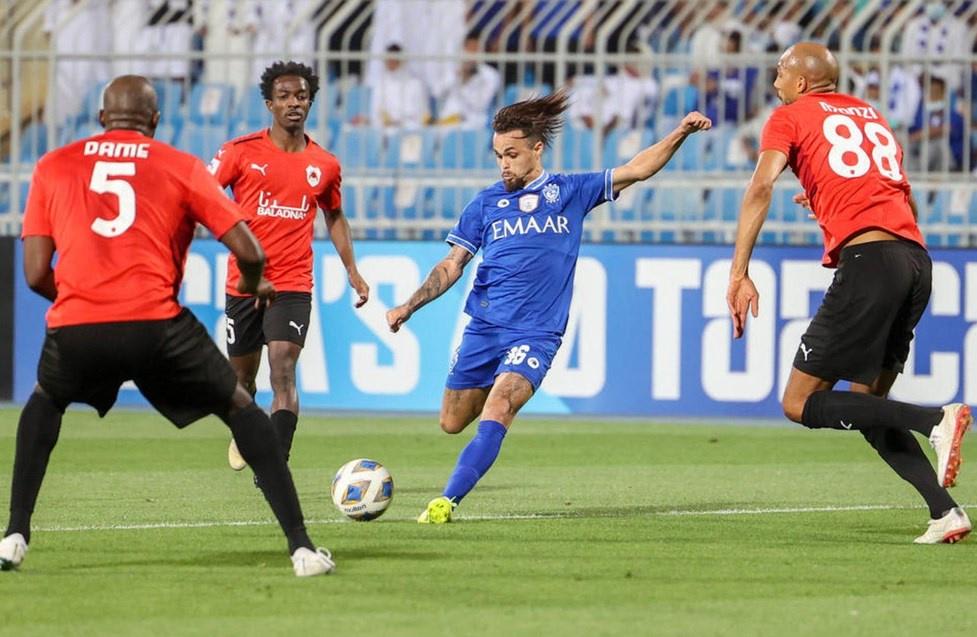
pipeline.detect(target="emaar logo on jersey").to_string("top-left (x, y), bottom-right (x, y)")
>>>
top-left (490, 215), bottom-right (570, 240)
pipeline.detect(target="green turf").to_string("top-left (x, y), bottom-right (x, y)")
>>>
top-left (1, 407), bottom-right (975, 636)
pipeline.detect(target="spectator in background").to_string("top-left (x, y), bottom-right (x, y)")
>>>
top-left (688, 1), bottom-right (728, 70)
top-left (569, 40), bottom-right (658, 135)
top-left (146, 0), bottom-right (194, 83)
top-left (368, 0), bottom-right (466, 102)
top-left (901, 1), bottom-right (967, 91)
top-left (368, 44), bottom-right (430, 130)
top-left (247, 0), bottom-right (319, 83)
top-left (110, 0), bottom-right (152, 77)
top-left (44, 0), bottom-right (112, 124)
top-left (193, 0), bottom-right (254, 96)
top-left (437, 34), bottom-right (501, 129)
top-left (908, 73), bottom-right (965, 173)
top-left (702, 29), bottom-right (759, 126)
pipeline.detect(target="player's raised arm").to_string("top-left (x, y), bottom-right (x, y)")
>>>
top-left (386, 244), bottom-right (473, 333)
top-left (324, 207), bottom-right (370, 308)
top-left (726, 149), bottom-right (790, 339)
top-left (611, 111), bottom-right (712, 192)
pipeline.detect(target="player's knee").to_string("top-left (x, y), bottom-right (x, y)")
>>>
top-left (439, 417), bottom-right (467, 434)
top-left (268, 366), bottom-right (296, 393)
top-left (781, 395), bottom-right (806, 425)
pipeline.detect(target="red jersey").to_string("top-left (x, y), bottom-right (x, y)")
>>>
top-left (759, 92), bottom-right (924, 267)
top-left (22, 129), bottom-right (243, 328)
top-left (210, 129), bottom-right (342, 295)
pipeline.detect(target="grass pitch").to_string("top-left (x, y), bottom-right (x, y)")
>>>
top-left (1, 408), bottom-right (975, 636)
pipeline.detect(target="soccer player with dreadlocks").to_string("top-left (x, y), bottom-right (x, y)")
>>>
top-left (385, 90), bottom-right (711, 523)
top-left (209, 61), bottom-right (370, 474)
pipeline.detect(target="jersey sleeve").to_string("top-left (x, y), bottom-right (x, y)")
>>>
top-left (568, 170), bottom-right (618, 215)
top-left (186, 159), bottom-right (245, 238)
top-left (759, 107), bottom-right (796, 157)
top-left (208, 141), bottom-right (240, 188)
top-left (317, 161), bottom-right (342, 211)
top-left (445, 195), bottom-right (483, 255)
top-left (21, 167), bottom-right (52, 238)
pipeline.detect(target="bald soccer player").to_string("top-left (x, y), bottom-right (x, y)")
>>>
top-left (726, 43), bottom-right (973, 544)
top-left (0, 76), bottom-right (335, 576)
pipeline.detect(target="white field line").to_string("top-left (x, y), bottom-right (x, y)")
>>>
top-left (32, 502), bottom-right (960, 533)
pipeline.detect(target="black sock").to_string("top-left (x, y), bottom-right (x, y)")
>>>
top-left (801, 391), bottom-right (943, 435)
top-left (225, 404), bottom-right (312, 553)
top-left (861, 427), bottom-right (956, 519)
top-left (270, 410), bottom-right (298, 460)
top-left (5, 392), bottom-right (64, 544)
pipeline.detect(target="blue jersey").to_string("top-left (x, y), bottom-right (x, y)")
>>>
top-left (446, 170), bottom-right (616, 335)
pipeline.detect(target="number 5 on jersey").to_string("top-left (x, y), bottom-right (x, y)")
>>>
top-left (822, 114), bottom-right (902, 181)
top-left (89, 161), bottom-right (137, 237)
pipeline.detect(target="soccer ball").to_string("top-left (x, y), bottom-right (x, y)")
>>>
top-left (330, 458), bottom-right (394, 521)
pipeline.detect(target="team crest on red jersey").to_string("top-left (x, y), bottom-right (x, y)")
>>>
top-left (306, 164), bottom-right (321, 187)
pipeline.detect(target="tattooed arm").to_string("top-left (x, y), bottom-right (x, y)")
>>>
top-left (386, 244), bottom-right (474, 333)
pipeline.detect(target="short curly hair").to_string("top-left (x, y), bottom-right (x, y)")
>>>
top-left (259, 61), bottom-right (320, 102)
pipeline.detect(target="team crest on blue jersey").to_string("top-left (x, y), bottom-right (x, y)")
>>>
top-left (519, 194), bottom-right (539, 213)
top-left (543, 182), bottom-right (560, 204)
top-left (306, 164), bottom-right (321, 187)
top-left (497, 198), bottom-right (510, 208)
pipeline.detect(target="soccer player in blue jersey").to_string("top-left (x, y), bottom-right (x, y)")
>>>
top-left (385, 91), bottom-right (711, 523)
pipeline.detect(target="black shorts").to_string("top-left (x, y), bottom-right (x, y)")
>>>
top-left (794, 240), bottom-right (931, 385)
top-left (225, 292), bottom-right (312, 357)
top-left (37, 309), bottom-right (238, 427)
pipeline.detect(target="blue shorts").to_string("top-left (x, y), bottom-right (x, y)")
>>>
top-left (446, 320), bottom-right (562, 391)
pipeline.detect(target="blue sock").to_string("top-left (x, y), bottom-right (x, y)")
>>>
top-left (442, 420), bottom-right (508, 504)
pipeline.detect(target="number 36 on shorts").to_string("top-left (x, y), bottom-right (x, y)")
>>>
top-left (504, 344), bottom-right (540, 369)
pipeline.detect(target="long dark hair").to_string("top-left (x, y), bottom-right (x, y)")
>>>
top-left (492, 89), bottom-right (569, 148)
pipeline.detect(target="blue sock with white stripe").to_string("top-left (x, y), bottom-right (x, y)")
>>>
top-left (442, 420), bottom-right (508, 504)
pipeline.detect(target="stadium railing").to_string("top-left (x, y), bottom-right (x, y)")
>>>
top-left (2, 0), bottom-right (976, 246)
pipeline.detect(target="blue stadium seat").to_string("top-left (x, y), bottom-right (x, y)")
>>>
top-left (153, 80), bottom-right (185, 124)
top-left (18, 123), bottom-right (48, 162)
top-left (376, 181), bottom-right (423, 219)
top-left (441, 128), bottom-right (494, 169)
top-left (189, 83), bottom-right (235, 125)
top-left (73, 82), bottom-right (107, 127)
top-left (654, 187), bottom-right (704, 218)
top-left (340, 84), bottom-right (371, 122)
top-left (0, 183), bottom-right (9, 214)
top-left (560, 126), bottom-right (595, 170)
top-left (342, 183), bottom-right (360, 218)
top-left (176, 123), bottom-right (229, 161)
top-left (436, 186), bottom-right (480, 219)
top-left (662, 84), bottom-right (699, 117)
top-left (236, 87), bottom-right (268, 127)
top-left (335, 126), bottom-right (385, 168)
top-left (503, 84), bottom-right (552, 106)
top-left (386, 129), bottom-right (438, 169)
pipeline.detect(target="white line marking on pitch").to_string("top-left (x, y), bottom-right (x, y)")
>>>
top-left (32, 502), bottom-right (954, 533)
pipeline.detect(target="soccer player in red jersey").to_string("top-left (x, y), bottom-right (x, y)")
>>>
top-left (727, 43), bottom-right (973, 544)
top-left (209, 61), bottom-right (369, 472)
top-left (0, 76), bottom-right (335, 576)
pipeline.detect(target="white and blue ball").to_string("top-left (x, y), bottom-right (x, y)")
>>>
top-left (331, 458), bottom-right (394, 521)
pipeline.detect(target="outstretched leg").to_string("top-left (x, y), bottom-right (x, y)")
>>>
top-left (4, 388), bottom-right (64, 546)
top-left (420, 374), bottom-right (533, 523)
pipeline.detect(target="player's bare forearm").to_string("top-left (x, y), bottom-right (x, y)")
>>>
top-left (612, 111), bottom-right (712, 191)
top-left (406, 257), bottom-right (464, 313)
top-left (23, 235), bottom-right (57, 301)
top-left (730, 181), bottom-right (773, 279)
top-left (325, 208), bottom-right (357, 272)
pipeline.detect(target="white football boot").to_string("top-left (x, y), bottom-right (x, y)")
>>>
top-left (929, 404), bottom-right (973, 488)
top-left (291, 547), bottom-right (336, 577)
top-left (914, 508), bottom-right (972, 544)
top-left (228, 438), bottom-right (247, 471)
top-left (0, 533), bottom-right (28, 571)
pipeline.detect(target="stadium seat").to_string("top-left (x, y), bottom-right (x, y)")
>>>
top-left (502, 84), bottom-right (552, 106)
top-left (436, 186), bottom-right (480, 219)
top-left (654, 187), bottom-right (704, 220)
top-left (386, 129), bottom-right (438, 169)
top-left (335, 126), bottom-right (385, 169)
top-left (73, 81), bottom-right (108, 128)
top-left (560, 126), bottom-right (595, 170)
top-left (236, 87), bottom-right (268, 127)
top-left (340, 84), bottom-right (371, 122)
top-left (153, 80), bottom-right (186, 124)
top-left (441, 128), bottom-right (494, 169)
top-left (176, 123), bottom-right (229, 162)
top-left (17, 123), bottom-right (48, 163)
top-left (189, 83), bottom-right (235, 125)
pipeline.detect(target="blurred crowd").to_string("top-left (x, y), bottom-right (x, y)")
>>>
top-left (32, 0), bottom-right (977, 175)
